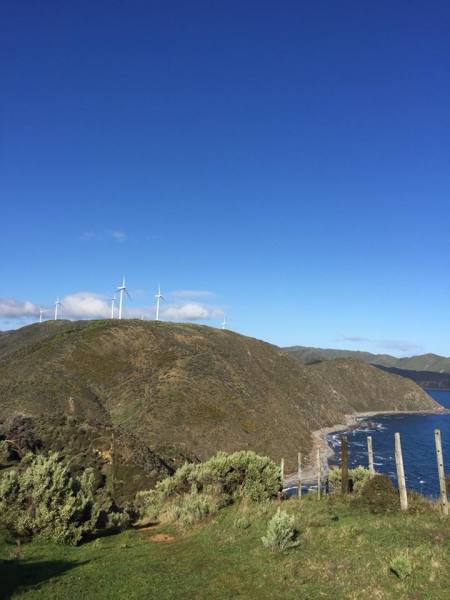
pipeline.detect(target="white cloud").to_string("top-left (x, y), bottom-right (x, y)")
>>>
top-left (0, 298), bottom-right (40, 318)
top-left (59, 292), bottom-right (110, 318)
top-left (110, 230), bottom-right (127, 243)
top-left (162, 302), bottom-right (212, 321)
top-left (56, 294), bottom-right (223, 324)
top-left (0, 292), bottom-right (225, 326)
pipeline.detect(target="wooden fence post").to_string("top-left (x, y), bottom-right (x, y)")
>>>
top-left (297, 452), bottom-right (302, 499)
top-left (341, 436), bottom-right (349, 494)
top-left (394, 432), bottom-right (408, 511)
top-left (317, 448), bottom-right (321, 500)
top-left (367, 435), bottom-right (374, 476)
top-left (434, 429), bottom-right (448, 516)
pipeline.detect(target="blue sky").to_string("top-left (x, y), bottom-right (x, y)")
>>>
top-left (1, 1), bottom-right (450, 356)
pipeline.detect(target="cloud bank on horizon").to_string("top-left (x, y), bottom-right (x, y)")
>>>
top-left (0, 291), bottom-right (224, 325)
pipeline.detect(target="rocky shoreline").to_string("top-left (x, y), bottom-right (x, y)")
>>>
top-left (283, 408), bottom-right (447, 488)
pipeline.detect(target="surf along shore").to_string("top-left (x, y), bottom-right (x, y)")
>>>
top-left (283, 408), bottom-right (447, 489)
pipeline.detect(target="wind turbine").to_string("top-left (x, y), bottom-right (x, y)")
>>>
top-left (221, 315), bottom-right (227, 330)
top-left (54, 298), bottom-right (62, 320)
top-left (154, 284), bottom-right (166, 321)
top-left (110, 295), bottom-right (116, 319)
top-left (39, 308), bottom-right (45, 323)
top-left (117, 277), bottom-right (131, 319)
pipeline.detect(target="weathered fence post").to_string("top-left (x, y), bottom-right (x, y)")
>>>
top-left (394, 432), bottom-right (408, 511)
top-left (280, 457), bottom-right (285, 485)
top-left (367, 435), bottom-right (375, 476)
top-left (341, 436), bottom-right (349, 494)
top-left (434, 429), bottom-right (448, 516)
top-left (297, 452), bottom-right (302, 499)
top-left (317, 448), bottom-right (321, 500)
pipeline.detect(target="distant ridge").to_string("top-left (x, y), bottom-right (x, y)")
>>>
top-left (283, 345), bottom-right (450, 374)
top-left (283, 345), bottom-right (450, 389)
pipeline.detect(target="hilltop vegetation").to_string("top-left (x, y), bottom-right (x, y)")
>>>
top-left (0, 320), bottom-right (439, 499)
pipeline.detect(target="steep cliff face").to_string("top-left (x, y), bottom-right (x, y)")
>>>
top-left (0, 320), bottom-right (440, 490)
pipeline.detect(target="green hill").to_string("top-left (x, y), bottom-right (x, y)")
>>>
top-left (0, 320), bottom-right (440, 499)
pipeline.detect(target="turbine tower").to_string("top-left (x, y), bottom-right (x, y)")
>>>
top-left (54, 298), bottom-right (62, 320)
top-left (116, 277), bottom-right (130, 319)
top-left (39, 308), bottom-right (45, 323)
top-left (154, 284), bottom-right (166, 321)
top-left (110, 295), bottom-right (116, 319)
top-left (221, 315), bottom-right (227, 330)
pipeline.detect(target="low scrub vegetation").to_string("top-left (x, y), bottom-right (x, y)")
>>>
top-left (136, 450), bottom-right (281, 525)
top-left (0, 452), bottom-right (129, 545)
top-left (356, 473), bottom-right (400, 513)
top-left (327, 465), bottom-right (371, 494)
top-left (390, 552), bottom-right (413, 580)
top-left (165, 486), bottom-right (222, 526)
top-left (261, 507), bottom-right (299, 552)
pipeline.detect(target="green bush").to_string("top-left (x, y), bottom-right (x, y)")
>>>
top-left (137, 451), bottom-right (281, 524)
top-left (0, 452), bottom-right (129, 545)
top-left (328, 465), bottom-right (371, 495)
top-left (261, 508), bottom-right (299, 552)
top-left (390, 553), bottom-right (412, 579)
top-left (357, 474), bottom-right (399, 514)
top-left (234, 516), bottom-right (251, 529)
top-left (166, 485), bottom-right (221, 526)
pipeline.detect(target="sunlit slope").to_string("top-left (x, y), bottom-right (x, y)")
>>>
top-left (0, 320), bottom-right (439, 471)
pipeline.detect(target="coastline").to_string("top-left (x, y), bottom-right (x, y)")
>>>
top-left (283, 408), bottom-right (448, 488)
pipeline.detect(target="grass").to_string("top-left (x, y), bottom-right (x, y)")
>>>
top-left (2, 495), bottom-right (450, 599)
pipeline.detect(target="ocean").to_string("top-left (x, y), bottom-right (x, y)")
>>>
top-left (327, 389), bottom-right (450, 497)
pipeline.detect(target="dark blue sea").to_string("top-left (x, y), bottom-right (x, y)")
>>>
top-left (327, 389), bottom-right (450, 497)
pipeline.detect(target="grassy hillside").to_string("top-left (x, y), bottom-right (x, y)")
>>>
top-left (284, 345), bottom-right (450, 374)
top-left (0, 320), bottom-right (439, 491)
top-left (2, 495), bottom-right (450, 599)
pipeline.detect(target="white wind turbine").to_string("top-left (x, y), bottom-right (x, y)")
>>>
top-left (54, 298), bottom-right (62, 320)
top-left (154, 284), bottom-right (166, 321)
top-left (221, 315), bottom-right (227, 330)
top-left (110, 295), bottom-right (116, 319)
top-left (117, 277), bottom-right (131, 319)
top-left (39, 308), bottom-right (45, 323)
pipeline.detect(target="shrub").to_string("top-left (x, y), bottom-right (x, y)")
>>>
top-left (262, 508), bottom-right (299, 552)
top-left (328, 466), bottom-right (371, 495)
top-left (357, 474), bottom-right (399, 513)
top-left (137, 451), bottom-right (281, 523)
top-left (234, 516), bottom-right (251, 529)
top-left (390, 553), bottom-right (412, 579)
top-left (166, 485), bottom-right (220, 526)
top-left (0, 452), bottom-right (128, 545)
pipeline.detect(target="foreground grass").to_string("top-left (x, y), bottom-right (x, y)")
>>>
top-left (1, 496), bottom-right (450, 600)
